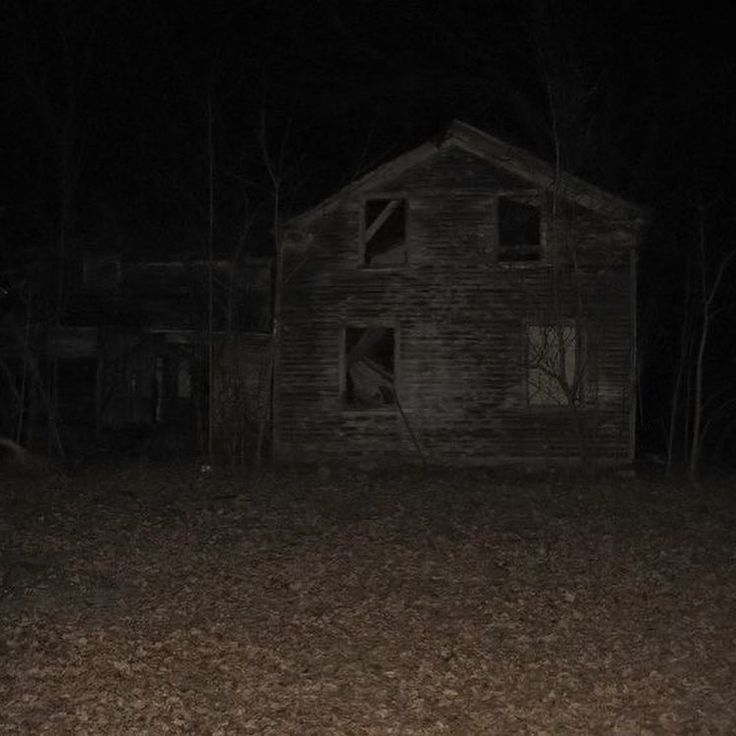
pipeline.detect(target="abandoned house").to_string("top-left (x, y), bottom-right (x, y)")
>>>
top-left (275, 120), bottom-right (648, 466)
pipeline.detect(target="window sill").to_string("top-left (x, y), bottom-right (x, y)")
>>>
top-left (358, 264), bottom-right (408, 272)
top-left (497, 260), bottom-right (547, 270)
top-left (527, 402), bottom-right (596, 411)
top-left (341, 406), bottom-right (398, 416)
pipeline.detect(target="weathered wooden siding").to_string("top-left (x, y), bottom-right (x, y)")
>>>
top-left (277, 146), bottom-right (638, 466)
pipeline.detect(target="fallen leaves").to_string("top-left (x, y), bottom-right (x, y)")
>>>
top-left (0, 465), bottom-right (735, 733)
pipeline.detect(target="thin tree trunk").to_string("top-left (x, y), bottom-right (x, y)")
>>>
top-left (689, 303), bottom-right (708, 483)
top-left (666, 258), bottom-right (692, 475)
top-left (256, 110), bottom-right (287, 467)
top-left (269, 189), bottom-right (282, 464)
top-left (256, 184), bottom-right (280, 467)
top-left (206, 89), bottom-right (215, 462)
top-left (15, 290), bottom-right (33, 443)
top-left (688, 207), bottom-right (736, 483)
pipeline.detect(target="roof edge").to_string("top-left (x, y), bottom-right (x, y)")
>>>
top-left (285, 120), bottom-right (650, 232)
top-left (445, 120), bottom-right (649, 222)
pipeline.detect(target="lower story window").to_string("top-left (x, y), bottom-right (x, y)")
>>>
top-left (342, 326), bottom-right (396, 409)
top-left (527, 322), bottom-right (579, 406)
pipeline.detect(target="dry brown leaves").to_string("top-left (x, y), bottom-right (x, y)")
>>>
top-left (1, 465), bottom-right (735, 734)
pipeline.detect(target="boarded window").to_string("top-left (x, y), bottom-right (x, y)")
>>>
top-left (498, 196), bottom-right (541, 262)
top-left (363, 199), bottom-right (407, 266)
top-left (527, 323), bottom-right (578, 406)
top-left (343, 327), bottom-right (396, 409)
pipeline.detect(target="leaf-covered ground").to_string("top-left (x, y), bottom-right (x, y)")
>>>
top-left (1, 464), bottom-right (735, 734)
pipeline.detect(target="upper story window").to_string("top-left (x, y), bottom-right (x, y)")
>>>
top-left (498, 194), bottom-right (541, 262)
top-left (362, 198), bottom-right (407, 267)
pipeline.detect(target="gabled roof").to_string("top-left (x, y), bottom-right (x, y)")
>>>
top-left (286, 120), bottom-right (648, 231)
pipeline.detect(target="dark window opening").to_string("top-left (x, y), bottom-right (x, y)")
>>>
top-left (343, 327), bottom-right (396, 409)
top-left (498, 196), bottom-right (541, 262)
top-left (363, 199), bottom-right (407, 266)
top-left (56, 357), bottom-right (97, 425)
top-left (83, 254), bottom-right (121, 290)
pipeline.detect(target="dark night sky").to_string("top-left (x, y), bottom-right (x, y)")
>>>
top-left (2, 0), bottom-right (736, 456)
top-left (3, 2), bottom-right (734, 242)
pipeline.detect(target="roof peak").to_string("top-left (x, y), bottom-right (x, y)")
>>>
top-left (286, 120), bottom-right (649, 230)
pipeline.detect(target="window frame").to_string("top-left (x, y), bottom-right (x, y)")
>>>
top-left (339, 324), bottom-right (399, 413)
top-left (359, 195), bottom-right (409, 269)
top-left (496, 191), bottom-right (544, 265)
top-left (525, 320), bottom-right (584, 408)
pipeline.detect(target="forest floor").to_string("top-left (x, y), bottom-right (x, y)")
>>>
top-left (0, 462), bottom-right (735, 735)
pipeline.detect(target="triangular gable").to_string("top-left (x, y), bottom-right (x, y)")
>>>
top-left (285, 119), bottom-right (648, 231)
top-left (445, 121), bottom-right (647, 222)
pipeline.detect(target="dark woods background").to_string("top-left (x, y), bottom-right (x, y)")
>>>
top-left (2, 0), bottom-right (735, 468)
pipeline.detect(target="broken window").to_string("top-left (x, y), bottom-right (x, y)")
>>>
top-left (527, 323), bottom-right (578, 406)
top-left (498, 195), bottom-right (541, 262)
top-left (343, 327), bottom-right (396, 409)
top-left (363, 199), bottom-right (407, 267)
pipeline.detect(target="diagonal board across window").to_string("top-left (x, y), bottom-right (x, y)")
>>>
top-left (342, 327), bottom-right (396, 409)
top-left (363, 198), bottom-right (407, 267)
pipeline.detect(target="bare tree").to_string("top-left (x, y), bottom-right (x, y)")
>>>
top-left (255, 110), bottom-right (288, 466)
top-left (205, 86), bottom-right (216, 462)
top-left (512, 40), bottom-right (638, 471)
top-left (516, 230), bottom-right (629, 472)
top-left (8, 0), bottom-right (108, 456)
top-left (665, 255), bottom-right (694, 475)
top-left (688, 206), bottom-right (736, 482)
